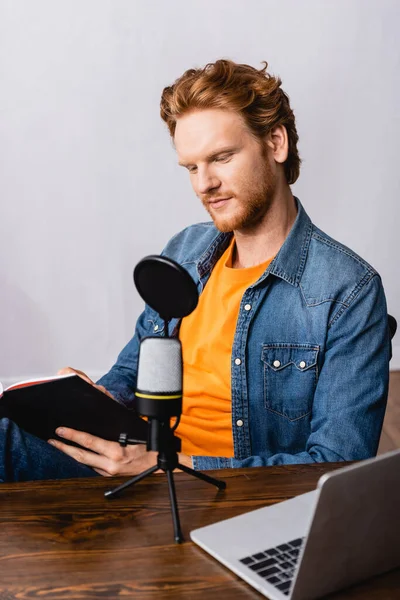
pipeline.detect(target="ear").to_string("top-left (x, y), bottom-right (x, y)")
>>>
top-left (265, 125), bottom-right (288, 164)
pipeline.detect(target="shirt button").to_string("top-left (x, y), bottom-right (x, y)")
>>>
top-left (244, 304), bottom-right (252, 311)
top-left (299, 361), bottom-right (306, 369)
top-left (273, 360), bottom-right (281, 368)
top-left (236, 419), bottom-right (244, 427)
top-left (234, 358), bottom-right (242, 366)
top-left (154, 325), bottom-right (159, 332)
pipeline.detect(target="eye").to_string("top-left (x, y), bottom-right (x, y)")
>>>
top-left (187, 165), bottom-right (198, 174)
top-left (215, 153), bottom-right (232, 163)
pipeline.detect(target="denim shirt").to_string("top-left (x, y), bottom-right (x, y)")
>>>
top-left (97, 198), bottom-right (390, 470)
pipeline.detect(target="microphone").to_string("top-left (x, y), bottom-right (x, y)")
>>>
top-left (135, 337), bottom-right (183, 421)
top-left (134, 336), bottom-right (183, 453)
top-left (117, 255), bottom-right (193, 450)
top-left (105, 255), bottom-right (226, 543)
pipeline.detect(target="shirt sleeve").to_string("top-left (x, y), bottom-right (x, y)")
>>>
top-left (96, 304), bottom-right (156, 407)
top-left (192, 274), bottom-right (391, 470)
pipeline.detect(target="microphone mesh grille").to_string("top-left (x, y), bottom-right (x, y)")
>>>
top-left (137, 337), bottom-right (182, 393)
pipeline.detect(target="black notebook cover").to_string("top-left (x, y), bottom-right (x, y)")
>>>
top-left (0, 375), bottom-right (148, 444)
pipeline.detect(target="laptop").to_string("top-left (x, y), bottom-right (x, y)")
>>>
top-left (190, 449), bottom-right (400, 599)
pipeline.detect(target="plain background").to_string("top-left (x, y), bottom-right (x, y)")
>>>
top-left (0, 0), bottom-right (399, 386)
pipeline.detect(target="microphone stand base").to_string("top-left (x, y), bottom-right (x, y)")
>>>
top-left (105, 456), bottom-right (226, 544)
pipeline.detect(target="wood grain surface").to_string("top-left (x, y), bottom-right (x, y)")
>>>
top-left (378, 371), bottom-right (400, 454)
top-left (0, 463), bottom-right (398, 599)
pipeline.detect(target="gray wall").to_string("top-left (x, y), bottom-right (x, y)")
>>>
top-left (1, 0), bottom-right (399, 386)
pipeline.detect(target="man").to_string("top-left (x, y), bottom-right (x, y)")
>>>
top-left (0, 59), bottom-right (391, 481)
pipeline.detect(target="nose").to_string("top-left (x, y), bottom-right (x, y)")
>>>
top-left (195, 166), bottom-right (221, 196)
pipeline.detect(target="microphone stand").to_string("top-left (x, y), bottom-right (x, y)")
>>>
top-left (104, 418), bottom-right (226, 543)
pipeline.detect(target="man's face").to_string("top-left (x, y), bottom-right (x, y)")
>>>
top-left (174, 108), bottom-right (277, 232)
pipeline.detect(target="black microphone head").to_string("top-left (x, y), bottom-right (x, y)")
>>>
top-left (134, 255), bottom-right (198, 322)
top-left (135, 337), bottom-right (182, 419)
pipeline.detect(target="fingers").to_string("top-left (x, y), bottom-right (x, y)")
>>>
top-left (55, 427), bottom-right (120, 456)
top-left (48, 429), bottom-right (124, 475)
top-left (47, 428), bottom-right (155, 477)
top-left (57, 368), bottom-right (114, 399)
top-left (48, 427), bottom-right (156, 476)
top-left (93, 467), bottom-right (113, 477)
top-left (48, 437), bottom-right (111, 472)
top-left (57, 367), bottom-right (94, 386)
top-left (95, 384), bottom-right (115, 400)
top-left (57, 366), bottom-right (73, 376)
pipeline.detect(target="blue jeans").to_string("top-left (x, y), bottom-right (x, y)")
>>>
top-left (0, 418), bottom-right (99, 482)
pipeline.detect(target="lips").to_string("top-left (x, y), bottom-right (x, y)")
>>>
top-left (208, 197), bottom-right (232, 208)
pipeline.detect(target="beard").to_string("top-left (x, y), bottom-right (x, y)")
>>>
top-left (201, 155), bottom-right (277, 233)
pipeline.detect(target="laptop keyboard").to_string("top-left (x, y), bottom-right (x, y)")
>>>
top-left (239, 537), bottom-right (304, 596)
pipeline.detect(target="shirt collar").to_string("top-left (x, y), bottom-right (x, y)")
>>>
top-left (267, 197), bottom-right (313, 287)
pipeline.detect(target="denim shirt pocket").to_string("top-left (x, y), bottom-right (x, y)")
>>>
top-left (262, 343), bottom-right (319, 421)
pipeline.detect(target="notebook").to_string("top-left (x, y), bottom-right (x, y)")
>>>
top-left (0, 373), bottom-right (148, 444)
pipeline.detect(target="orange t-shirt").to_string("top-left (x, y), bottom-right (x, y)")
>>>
top-left (176, 240), bottom-right (273, 456)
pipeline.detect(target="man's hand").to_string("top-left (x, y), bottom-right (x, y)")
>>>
top-left (49, 428), bottom-right (192, 475)
top-left (53, 368), bottom-right (193, 475)
top-left (48, 428), bottom-right (158, 476)
top-left (58, 366), bottom-right (114, 399)
top-left (178, 453), bottom-right (192, 468)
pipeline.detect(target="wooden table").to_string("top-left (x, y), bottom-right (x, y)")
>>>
top-left (0, 463), bottom-right (399, 599)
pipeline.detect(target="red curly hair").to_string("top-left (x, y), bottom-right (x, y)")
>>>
top-left (160, 59), bottom-right (301, 184)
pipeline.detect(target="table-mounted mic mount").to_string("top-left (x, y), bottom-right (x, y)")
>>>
top-left (104, 256), bottom-right (226, 543)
